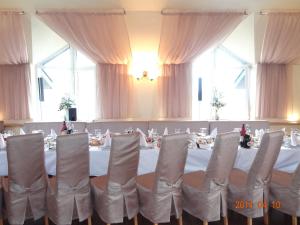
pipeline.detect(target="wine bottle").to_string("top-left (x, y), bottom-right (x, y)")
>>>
top-left (61, 121), bottom-right (68, 135)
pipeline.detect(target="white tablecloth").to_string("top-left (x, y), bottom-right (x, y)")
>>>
top-left (0, 146), bottom-right (299, 176)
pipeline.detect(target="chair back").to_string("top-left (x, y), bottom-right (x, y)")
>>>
top-left (154, 133), bottom-right (190, 191)
top-left (7, 133), bottom-right (45, 187)
top-left (204, 132), bottom-right (240, 189)
top-left (56, 133), bottom-right (89, 190)
top-left (291, 163), bottom-right (300, 190)
top-left (247, 131), bottom-right (284, 187)
top-left (107, 133), bottom-right (140, 185)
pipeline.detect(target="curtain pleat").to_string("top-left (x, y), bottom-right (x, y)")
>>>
top-left (257, 13), bottom-right (300, 119)
top-left (158, 13), bottom-right (245, 118)
top-left (38, 12), bottom-right (132, 119)
top-left (0, 13), bottom-right (31, 120)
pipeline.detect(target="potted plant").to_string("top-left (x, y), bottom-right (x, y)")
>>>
top-left (211, 88), bottom-right (225, 120)
top-left (58, 96), bottom-right (75, 121)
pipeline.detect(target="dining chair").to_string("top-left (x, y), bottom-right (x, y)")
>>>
top-left (269, 163), bottom-right (300, 225)
top-left (136, 133), bottom-right (190, 225)
top-left (182, 132), bottom-right (240, 225)
top-left (46, 133), bottom-right (92, 225)
top-left (227, 131), bottom-right (284, 225)
top-left (91, 133), bottom-right (140, 225)
top-left (3, 133), bottom-right (48, 225)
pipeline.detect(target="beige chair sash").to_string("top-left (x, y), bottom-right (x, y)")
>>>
top-left (57, 177), bottom-right (90, 195)
top-left (10, 176), bottom-right (46, 194)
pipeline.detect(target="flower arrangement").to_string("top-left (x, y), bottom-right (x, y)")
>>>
top-left (58, 96), bottom-right (75, 121)
top-left (58, 96), bottom-right (75, 111)
top-left (211, 88), bottom-right (226, 120)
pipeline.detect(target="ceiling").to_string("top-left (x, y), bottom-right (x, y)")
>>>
top-left (1, 0), bottom-right (300, 13)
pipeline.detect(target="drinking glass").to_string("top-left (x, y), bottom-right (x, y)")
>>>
top-left (94, 129), bottom-right (102, 139)
top-left (199, 128), bottom-right (207, 137)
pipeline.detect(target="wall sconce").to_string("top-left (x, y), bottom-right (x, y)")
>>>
top-left (137, 71), bottom-right (154, 81)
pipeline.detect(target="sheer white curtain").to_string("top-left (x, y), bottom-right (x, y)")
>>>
top-left (158, 12), bottom-right (246, 118)
top-left (0, 13), bottom-right (31, 120)
top-left (257, 13), bottom-right (300, 119)
top-left (38, 11), bottom-right (132, 119)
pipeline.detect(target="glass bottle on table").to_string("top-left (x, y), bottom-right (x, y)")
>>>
top-left (61, 121), bottom-right (68, 135)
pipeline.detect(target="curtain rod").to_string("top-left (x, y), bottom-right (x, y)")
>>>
top-left (161, 9), bottom-right (248, 15)
top-left (0, 10), bottom-right (25, 15)
top-left (36, 9), bottom-right (126, 15)
top-left (259, 9), bottom-right (300, 15)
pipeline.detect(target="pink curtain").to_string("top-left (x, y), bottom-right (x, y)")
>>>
top-left (38, 11), bottom-right (132, 119)
top-left (158, 63), bottom-right (192, 118)
top-left (158, 13), bottom-right (245, 118)
top-left (0, 13), bottom-right (31, 120)
top-left (0, 13), bottom-right (29, 64)
top-left (0, 64), bottom-right (31, 120)
top-left (257, 13), bottom-right (300, 119)
top-left (96, 64), bottom-right (133, 119)
top-left (256, 64), bottom-right (288, 118)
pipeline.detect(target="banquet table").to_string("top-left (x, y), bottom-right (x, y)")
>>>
top-left (0, 146), bottom-right (299, 176)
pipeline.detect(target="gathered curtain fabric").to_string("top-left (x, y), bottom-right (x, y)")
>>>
top-left (0, 13), bottom-right (31, 120)
top-left (256, 13), bottom-right (300, 119)
top-left (38, 12), bottom-right (132, 119)
top-left (158, 13), bottom-right (245, 118)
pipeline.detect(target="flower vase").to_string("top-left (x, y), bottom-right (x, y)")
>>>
top-left (214, 109), bottom-right (220, 120)
top-left (64, 110), bottom-right (69, 121)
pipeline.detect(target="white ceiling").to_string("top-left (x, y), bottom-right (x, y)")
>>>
top-left (1, 0), bottom-right (300, 13)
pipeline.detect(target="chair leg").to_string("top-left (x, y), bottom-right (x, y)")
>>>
top-left (292, 216), bottom-right (297, 225)
top-left (134, 215), bottom-right (138, 225)
top-left (264, 211), bottom-right (269, 225)
top-left (247, 217), bottom-right (252, 225)
top-left (223, 216), bottom-right (229, 225)
top-left (44, 216), bottom-right (49, 225)
top-left (88, 216), bottom-right (92, 225)
top-left (178, 216), bottom-right (183, 225)
top-left (203, 220), bottom-right (208, 225)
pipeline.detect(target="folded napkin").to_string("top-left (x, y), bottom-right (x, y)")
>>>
top-left (137, 128), bottom-right (148, 147)
top-left (210, 128), bottom-right (218, 139)
top-left (148, 129), bottom-right (154, 138)
top-left (290, 131), bottom-right (300, 146)
top-left (163, 127), bottom-right (168, 136)
top-left (186, 128), bottom-right (191, 134)
top-left (84, 128), bottom-right (89, 133)
top-left (19, 128), bottom-right (26, 135)
top-left (50, 129), bottom-right (57, 139)
top-left (0, 134), bottom-right (6, 149)
top-left (103, 129), bottom-right (111, 147)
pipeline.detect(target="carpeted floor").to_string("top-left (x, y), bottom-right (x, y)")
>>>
top-left (5, 208), bottom-right (299, 225)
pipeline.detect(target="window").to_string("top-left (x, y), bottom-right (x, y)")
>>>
top-left (192, 45), bottom-right (252, 120)
top-left (36, 45), bottom-right (96, 121)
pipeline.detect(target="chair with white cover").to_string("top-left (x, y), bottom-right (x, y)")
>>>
top-left (46, 133), bottom-right (92, 225)
top-left (91, 133), bottom-right (140, 225)
top-left (270, 163), bottom-right (300, 225)
top-left (3, 134), bottom-right (48, 225)
top-left (227, 131), bottom-right (284, 225)
top-left (137, 133), bottom-right (190, 225)
top-left (182, 132), bottom-right (240, 225)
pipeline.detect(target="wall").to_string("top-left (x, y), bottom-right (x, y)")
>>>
top-left (126, 11), bottom-right (161, 119)
top-left (28, 12), bottom-right (300, 121)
